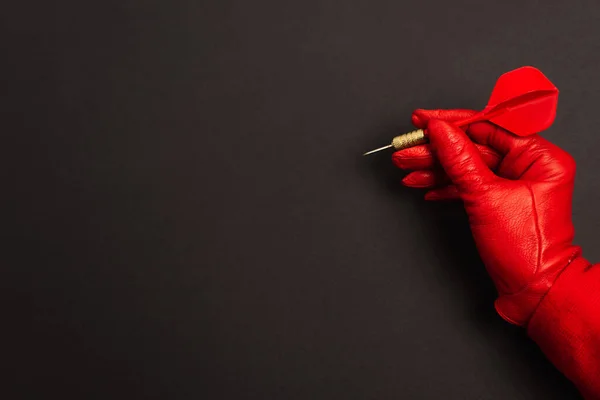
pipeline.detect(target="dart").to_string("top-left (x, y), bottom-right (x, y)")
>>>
top-left (363, 66), bottom-right (559, 156)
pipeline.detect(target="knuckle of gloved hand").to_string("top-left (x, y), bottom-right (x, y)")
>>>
top-left (543, 149), bottom-right (577, 181)
top-left (541, 139), bottom-right (577, 178)
top-left (559, 151), bottom-right (577, 179)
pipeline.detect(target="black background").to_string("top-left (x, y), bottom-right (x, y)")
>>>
top-left (5, 0), bottom-right (600, 399)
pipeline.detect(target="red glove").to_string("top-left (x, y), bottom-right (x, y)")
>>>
top-left (393, 109), bottom-right (600, 399)
top-left (393, 109), bottom-right (580, 325)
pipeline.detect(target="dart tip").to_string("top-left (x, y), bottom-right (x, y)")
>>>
top-left (363, 144), bottom-right (393, 156)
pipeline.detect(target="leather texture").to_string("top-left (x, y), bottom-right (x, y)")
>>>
top-left (393, 109), bottom-right (581, 325)
top-left (392, 109), bottom-right (600, 399)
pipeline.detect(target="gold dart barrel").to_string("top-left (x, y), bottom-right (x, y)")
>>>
top-left (363, 129), bottom-right (427, 156)
top-left (391, 129), bottom-right (427, 150)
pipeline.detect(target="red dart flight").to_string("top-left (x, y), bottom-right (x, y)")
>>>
top-left (454, 66), bottom-right (559, 136)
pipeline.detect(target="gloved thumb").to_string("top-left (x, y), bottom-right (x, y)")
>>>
top-left (427, 119), bottom-right (496, 192)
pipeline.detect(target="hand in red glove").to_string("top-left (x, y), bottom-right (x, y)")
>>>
top-left (392, 109), bottom-right (582, 326)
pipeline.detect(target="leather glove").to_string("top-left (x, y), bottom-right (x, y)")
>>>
top-left (392, 109), bottom-right (582, 326)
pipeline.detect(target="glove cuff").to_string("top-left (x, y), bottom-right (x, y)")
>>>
top-left (526, 256), bottom-right (599, 398)
top-left (494, 247), bottom-right (583, 326)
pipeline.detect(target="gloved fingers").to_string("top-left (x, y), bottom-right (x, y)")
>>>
top-left (424, 185), bottom-right (460, 201)
top-left (477, 145), bottom-right (502, 171)
top-left (392, 145), bottom-right (435, 170)
top-left (427, 119), bottom-right (496, 190)
top-left (401, 169), bottom-right (450, 188)
top-left (466, 121), bottom-right (535, 155)
top-left (498, 138), bottom-right (576, 182)
top-left (467, 122), bottom-right (576, 181)
top-left (412, 109), bottom-right (478, 129)
top-left (393, 143), bottom-right (502, 171)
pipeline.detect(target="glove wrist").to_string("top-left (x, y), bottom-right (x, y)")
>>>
top-left (494, 246), bottom-right (583, 326)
